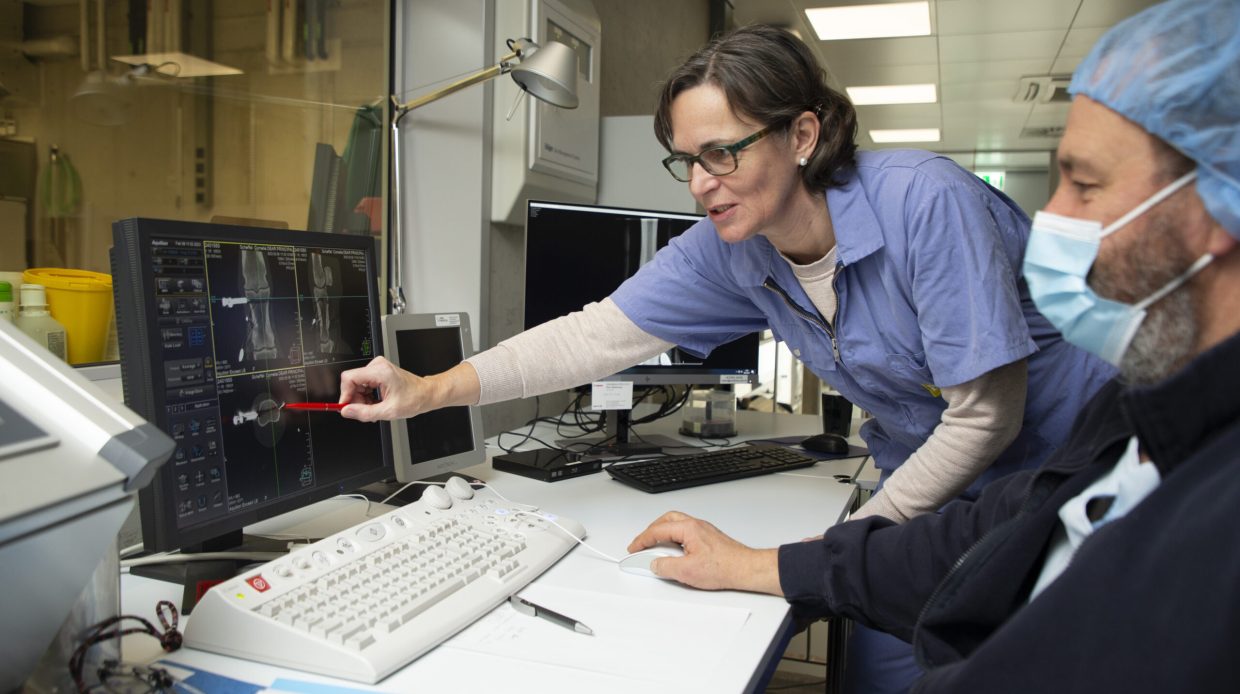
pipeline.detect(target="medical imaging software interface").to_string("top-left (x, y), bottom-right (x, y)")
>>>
top-left (150, 237), bottom-right (383, 531)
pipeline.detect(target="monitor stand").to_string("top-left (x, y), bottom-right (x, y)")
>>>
top-left (128, 531), bottom-right (290, 613)
top-left (557, 409), bottom-right (686, 458)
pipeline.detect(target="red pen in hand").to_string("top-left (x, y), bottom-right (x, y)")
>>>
top-left (283, 402), bottom-right (346, 412)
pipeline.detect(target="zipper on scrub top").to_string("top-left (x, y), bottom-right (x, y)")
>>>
top-left (761, 277), bottom-right (841, 363)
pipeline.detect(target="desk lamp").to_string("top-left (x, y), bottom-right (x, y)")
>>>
top-left (389, 38), bottom-right (579, 313)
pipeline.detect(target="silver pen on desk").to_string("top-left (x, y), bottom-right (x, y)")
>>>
top-left (508, 595), bottom-right (594, 636)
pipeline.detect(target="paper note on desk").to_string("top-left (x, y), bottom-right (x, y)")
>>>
top-left (443, 583), bottom-right (750, 686)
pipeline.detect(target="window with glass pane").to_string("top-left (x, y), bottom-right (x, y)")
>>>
top-left (0, 0), bottom-right (388, 361)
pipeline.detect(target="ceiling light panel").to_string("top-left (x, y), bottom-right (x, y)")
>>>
top-left (869, 128), bottom-right (941, 143)
top-left (846, 83), bottom-right (937, 105)
top-left (806, 2), bottom-right (932, 41)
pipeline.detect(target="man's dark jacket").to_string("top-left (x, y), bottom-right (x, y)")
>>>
top-left (779, 332), bottom-right (1240, 692)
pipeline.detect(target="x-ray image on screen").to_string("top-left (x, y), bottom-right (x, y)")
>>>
top-left (297, 248), bottom-right (375, 365)
top-left (216, 368), bottom-right (316, 507)
top-left (310, 251), bottom-right (347, 355)
top-left (207, 243), bottom-right (303, 375)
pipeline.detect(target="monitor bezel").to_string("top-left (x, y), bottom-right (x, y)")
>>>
top-left (380, 312), bottom-right (486, 483)
top-left (112, 217), bottom-right (393, 553)
top-left (524, 199), bottom-right (759, 386)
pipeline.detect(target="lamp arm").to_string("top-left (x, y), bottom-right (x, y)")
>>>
top-left (389, 45), bottom-right (525, 312)
top-left (393, 49), bottom-right (520, 122)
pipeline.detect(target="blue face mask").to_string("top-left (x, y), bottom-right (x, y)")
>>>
top-left (1024, 170), bottom-right (1212, 366)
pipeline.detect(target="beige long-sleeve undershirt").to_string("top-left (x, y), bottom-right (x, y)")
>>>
top-left (465, 254), bottom-right (1027, 522)
top-left (784, 248), bottom-right (1028, 522)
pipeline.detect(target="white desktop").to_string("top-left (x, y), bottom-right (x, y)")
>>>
top-left (118, 405), bottom-right (861, 693)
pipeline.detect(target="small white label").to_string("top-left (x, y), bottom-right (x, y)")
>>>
top-left (720, 374), bottom-right (748, 384)
top-left (435, 314), bottom-right (461, 327)
top-left (591, 381), bottom-right (634, 411)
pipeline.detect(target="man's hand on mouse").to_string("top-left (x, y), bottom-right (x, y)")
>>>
top-left (627, 511), bottom-right (783, 595)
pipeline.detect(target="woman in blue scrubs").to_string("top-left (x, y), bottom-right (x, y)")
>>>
top-left (341, 25), bottom-right (1115, 694)
top-left (607, 26), bottom-right (1115, 693)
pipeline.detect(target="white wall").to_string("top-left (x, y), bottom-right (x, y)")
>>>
top-left (394, 0), bottom-right (491, 349)
top-left (1003, 170), bottom-right (1052, 218)
top-left (598, 115), bottom-right (697, 213)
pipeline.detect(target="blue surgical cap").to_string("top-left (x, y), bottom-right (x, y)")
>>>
top-left (1069, 0), bottom-right (1240, 238)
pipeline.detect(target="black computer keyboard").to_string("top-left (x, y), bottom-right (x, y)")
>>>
top-left (606, 444), bottom-right (817, 493)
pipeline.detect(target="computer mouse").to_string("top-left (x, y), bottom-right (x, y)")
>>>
top-left (801, 433), bottom-right (850, 455)
top-left (618, 542), bottom-right (685, 579)
top-left (420, 485), bottom-right (453, 510)
top-left (444, 476), bottom-right (475, 500)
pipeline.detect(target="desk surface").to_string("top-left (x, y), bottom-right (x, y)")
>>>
top-left (122, 409), bottom-right (864, 693)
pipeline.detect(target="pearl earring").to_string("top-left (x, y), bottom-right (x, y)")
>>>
top-left (799, 157), bottom-right (808, 167)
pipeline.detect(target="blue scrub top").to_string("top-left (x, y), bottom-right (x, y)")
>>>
top-left (611, 150), bottom-right (1116, 498)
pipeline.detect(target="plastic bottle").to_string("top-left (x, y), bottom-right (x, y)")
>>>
top-left (0, 281), bottom-right (13, 322)
top-left (15, 283), bottom-right (68, 360)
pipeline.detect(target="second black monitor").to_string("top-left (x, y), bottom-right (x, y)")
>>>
top-left (524, 200), bottom-right (758, 386)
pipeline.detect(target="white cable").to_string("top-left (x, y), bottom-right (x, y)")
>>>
top-left (776, 472), bottom-right (846, 480)
top-left (512, 510), bottom-right (621, 563)
top-left (240, 532), bottom-right (315, 544)
top-left (332, 493), bottom-right (372, 516)
top-left (121, 551), bottom-right (284, 569)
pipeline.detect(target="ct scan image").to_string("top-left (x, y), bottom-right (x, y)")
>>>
top-left (216, 368), bottom-right (316, 507)
top-left (206, 242), bottom-right (304, 376)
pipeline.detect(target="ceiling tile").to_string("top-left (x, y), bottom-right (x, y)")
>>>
top-left (939, 59), bottom-right (1052, 84)
top-left (1072, 0), bottom-right (1164, 28)
top-left (938, 30), bottom-right (1065, 63)
top-left (935, 0), bottom-right (1080, 34)
top-left (942, 101), bottom-right (1032, 122)
top-left (940, 79), bottom-right (1025, 103)
top-left (730, 0), bottom-right (1165, 162)
top-left (817, 36), bottom-right (939, 68)
top-left (1058, 26), bottom-right (1108, 58)
top-left (854, 103), bottom-right (941, 122)
top-left (830, 63), bottom-right (940, 87)
top-left (1051, 55), bottom-right (1083, 74)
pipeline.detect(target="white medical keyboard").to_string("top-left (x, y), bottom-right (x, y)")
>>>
top-left (183, 480), bottom-right (585, 683)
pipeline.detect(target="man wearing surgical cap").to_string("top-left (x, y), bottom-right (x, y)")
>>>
top-left (625, 1), bottom-right (1240, 690)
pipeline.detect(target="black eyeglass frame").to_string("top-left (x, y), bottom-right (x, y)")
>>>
top-left (661, 124), bottom-right (779, 182)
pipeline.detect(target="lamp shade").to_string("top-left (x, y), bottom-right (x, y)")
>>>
top-left (511, 40), bottom-right (578, 109)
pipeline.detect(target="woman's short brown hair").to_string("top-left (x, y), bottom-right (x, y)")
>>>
top-left (654, 24), bottom-right (858, 192)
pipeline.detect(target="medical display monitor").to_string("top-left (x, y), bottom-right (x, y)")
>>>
top-left (112, 218), bottom-right (391, 553)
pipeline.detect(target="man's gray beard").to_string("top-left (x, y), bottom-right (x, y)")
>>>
top-left (1118, 286), bottom-right (1197, 386)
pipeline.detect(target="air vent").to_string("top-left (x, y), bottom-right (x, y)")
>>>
top-left (1013, 75), bottom-right (1072, 104)
top-left (1021, 125), bottom-right (1066, 139)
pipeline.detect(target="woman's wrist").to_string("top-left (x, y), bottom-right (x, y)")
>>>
top-left (426, 362), bottom-right (482, 411)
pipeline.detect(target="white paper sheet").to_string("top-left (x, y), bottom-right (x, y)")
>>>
top-left (442, 583), bottom-right (751, 687)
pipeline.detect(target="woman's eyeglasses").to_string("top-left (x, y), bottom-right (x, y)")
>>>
top-left (661, 125), bottom-right (777, 182)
